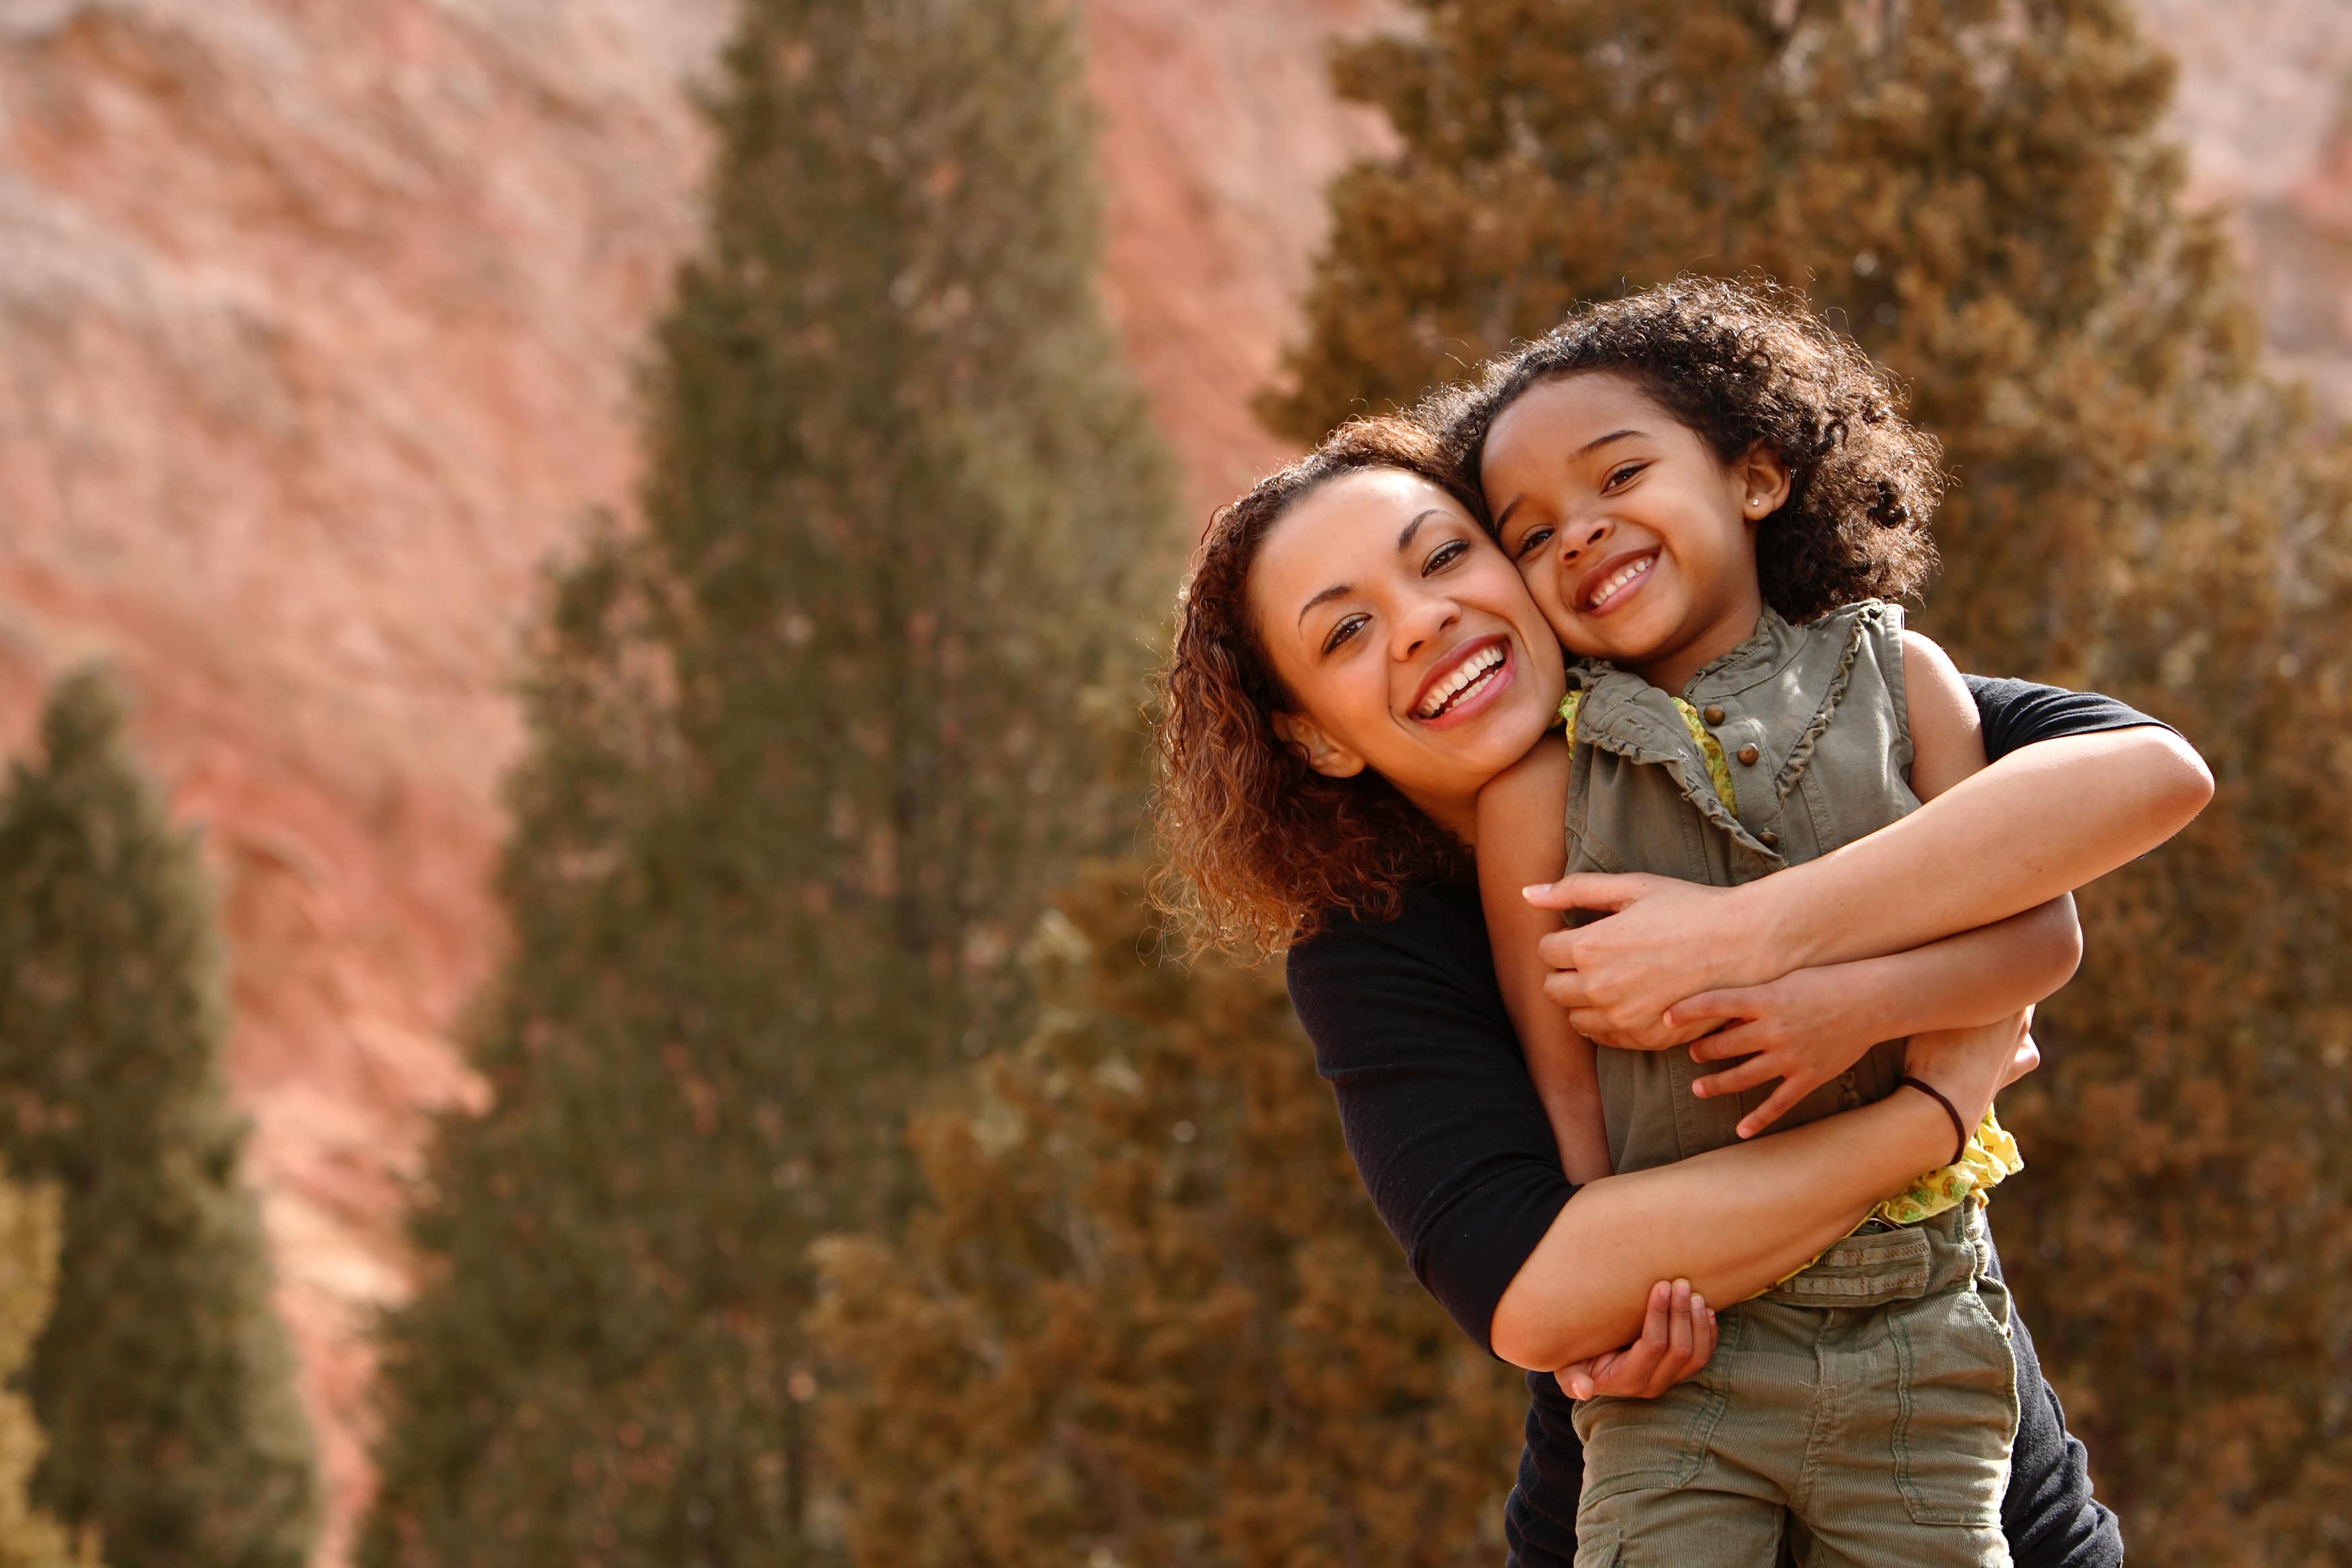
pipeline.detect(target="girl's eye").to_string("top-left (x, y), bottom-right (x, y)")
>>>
top-left (1322, 614), bottom-right (1369, 654)
top-left (1513, 525), bottom-right (1555, 560)
top-left (1423, 539), bottom-right (1468, 575)
top-left (1604, 462), bottom-right (1645, 491)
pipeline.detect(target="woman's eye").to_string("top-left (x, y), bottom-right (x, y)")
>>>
top-left (1604, 462), bottom-right (1645, 491)
top-left (1423, 539), bottom-right (1468, 575)
top-left (1322, 614), bottom-right (1369, 654)
top-left (1513, 525), bottom-right (1555, 560)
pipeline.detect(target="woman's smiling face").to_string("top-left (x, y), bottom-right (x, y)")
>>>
top-left (1247, 466), bottom-right (1563, 842)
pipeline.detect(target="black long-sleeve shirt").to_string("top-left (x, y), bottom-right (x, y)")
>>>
top-left (1287, 677), bottom-right (2151, 1567)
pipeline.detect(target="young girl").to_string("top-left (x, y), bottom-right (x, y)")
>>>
top-left (1457, 281), bottom-right (2092, 1567)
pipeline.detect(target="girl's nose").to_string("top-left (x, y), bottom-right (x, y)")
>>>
top-left (1559, 520), bottom-right (1611, 565)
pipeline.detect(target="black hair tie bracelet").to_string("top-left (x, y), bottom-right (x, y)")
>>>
top-left (1898, 1076), bottom-right (1969, 1169)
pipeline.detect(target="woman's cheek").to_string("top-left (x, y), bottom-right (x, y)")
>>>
top-left (1344, 660), bottom-right (1393, 738)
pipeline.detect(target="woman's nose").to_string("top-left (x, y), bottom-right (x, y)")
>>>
top-left (1394, 593), bottom-right (1461, 659)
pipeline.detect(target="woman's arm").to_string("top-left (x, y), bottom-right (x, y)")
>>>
top-left (1489, 1012), bottom-right (2029, 1370)
top-left (1476, 738), bottom-right (1612, 1183)
top-left (1673, 894), bottom-right (2079, 1138)
top-left (1529, 722), bottom-right (2211, 1041)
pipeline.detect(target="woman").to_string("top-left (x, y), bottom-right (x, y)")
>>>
top-left (1150, 417), bottom-right (2211, 1565)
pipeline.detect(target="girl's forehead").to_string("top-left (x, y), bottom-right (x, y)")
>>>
top-left (1485, 373), bottom-right (1676, 469)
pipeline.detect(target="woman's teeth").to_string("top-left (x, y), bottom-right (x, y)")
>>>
top-left (1416, 643), bottom-right (1506, 718)
top-left (1587, 554), bottom-right (1654, 610)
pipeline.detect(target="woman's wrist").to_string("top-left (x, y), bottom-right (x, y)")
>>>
top-left (1828, 1073), bottom-right (1962, 1182)
top-left (1734, 868), bottom-right (1830, 979)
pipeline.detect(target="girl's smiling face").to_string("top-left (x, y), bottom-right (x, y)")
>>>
top-left (1247, 467), bottom-right (1563, 844)
top-left (1481, 372), bottom-right (1790, 693)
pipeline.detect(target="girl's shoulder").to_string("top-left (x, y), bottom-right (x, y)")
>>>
top-left (1803, 595), bottom-right (1905, 640)
top-left (1792, 597), bottom-right (1912, 689)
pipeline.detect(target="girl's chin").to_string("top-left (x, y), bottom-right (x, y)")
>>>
top-left (1573, 607), bottom-right (1681, 666)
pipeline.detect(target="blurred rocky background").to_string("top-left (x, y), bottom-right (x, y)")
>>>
top-left (0, 0), bottom-right (2340, 1560)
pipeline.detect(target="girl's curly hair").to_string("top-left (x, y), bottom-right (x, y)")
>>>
top-left (1149, 417), bottom-right (1474, 959)
top-left (1434, 277), bottom-right (1943, 623)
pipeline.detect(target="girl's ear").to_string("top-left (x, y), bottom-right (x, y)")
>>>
top-left (1735, 443), bottom-right (1794, 520)
top-left (1271, 711), bottom-right (1368, 780)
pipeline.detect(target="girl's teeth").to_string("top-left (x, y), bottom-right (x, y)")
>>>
top-left (1590, 557), bottom-right (1651, 608)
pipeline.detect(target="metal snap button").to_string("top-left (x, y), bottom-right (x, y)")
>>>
top-left (1702, 704), bottom-right (1725, 725)
top-left (1736, 744), bottom-right (1760, 766)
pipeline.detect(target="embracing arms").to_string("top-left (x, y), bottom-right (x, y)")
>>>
top-left (1532, 695), bottom-right (2212, 1045)
top-left (1487, 1016), bottom-right (2030, 1369)
top-left (1298, 679), bottom-right (2207, 1379)
top-left (1288, 881), bottom-right (2037, 1371)
top-left (1678, 898), bottom-right (2077, 1136)
top-left (1495, 657), bottom-right (2208, 1365)
top-left (1481, 633), bottom-right (2098, 1140)
top-left (1653, 631), bottom-right (2084, 1132)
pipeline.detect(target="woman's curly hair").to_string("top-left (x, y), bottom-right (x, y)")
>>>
top-left (1149, 417), bottom-right (1475, 959)
top-left (1434, 277), bottom-right (1944, 623)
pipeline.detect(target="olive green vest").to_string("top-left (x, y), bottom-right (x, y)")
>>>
top-left (1563, 600), bottom-right (1917, 1175)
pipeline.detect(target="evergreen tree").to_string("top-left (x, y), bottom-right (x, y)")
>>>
top-left (814, 866), bottom-right (1523, 1567)
top-left (0, 669), bottom-right (317, 1568)
top-left (359, 0), bottom-right (1177, 1561)
top-left (0, 1169), bottom-right (98, 1568)
top-left (1262, 2), bottom-right (2352, 1557)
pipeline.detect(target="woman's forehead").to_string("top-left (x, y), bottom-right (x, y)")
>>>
top-left (1256, 468), bottom-right (1465, 592)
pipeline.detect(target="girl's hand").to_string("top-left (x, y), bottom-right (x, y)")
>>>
top-left (1672, 966), bottom-right (1890, 1139)
top-left (1555, 1278), bottom-right (1717, 1401)
top-left (1529, 874), bottom-right (1775, 1049)
top-left (1903, 1010), bottom-right (2035, 1130)
top-left (2003, 1026), bottom-right (2041, 1087)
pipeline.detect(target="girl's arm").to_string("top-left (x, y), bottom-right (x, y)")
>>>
top-left (1489, 1010), bottom-right (2029, 1371)
top-left (1476, 737), bottom-right (1612, 1184)
top-left (1529, 722), bottom-right (2211, 1044)
top-left (1902, 628), bottom-right (1993, 802)
top-left (1674, 894), bottom-right (2079, 1138)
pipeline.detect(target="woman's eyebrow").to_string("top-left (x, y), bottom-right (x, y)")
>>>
top-left (1296, 583), bottom-right (1352, 627)
top-left (1395, 507), bottom-right (1444, 551)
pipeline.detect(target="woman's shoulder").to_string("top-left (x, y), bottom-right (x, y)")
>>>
top-left (1284, 878), bottom-right (1512, 1067)
top-left (1285, 877), bottom-right (1488, 978)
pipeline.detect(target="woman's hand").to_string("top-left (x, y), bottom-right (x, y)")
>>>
top-left (1528, 874), bottom-right (1779, 1049)
top-left (1673, 966), bottom-right (1892, 1138)
top-left (1555, 1277), bottom-right (1717, 1401)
